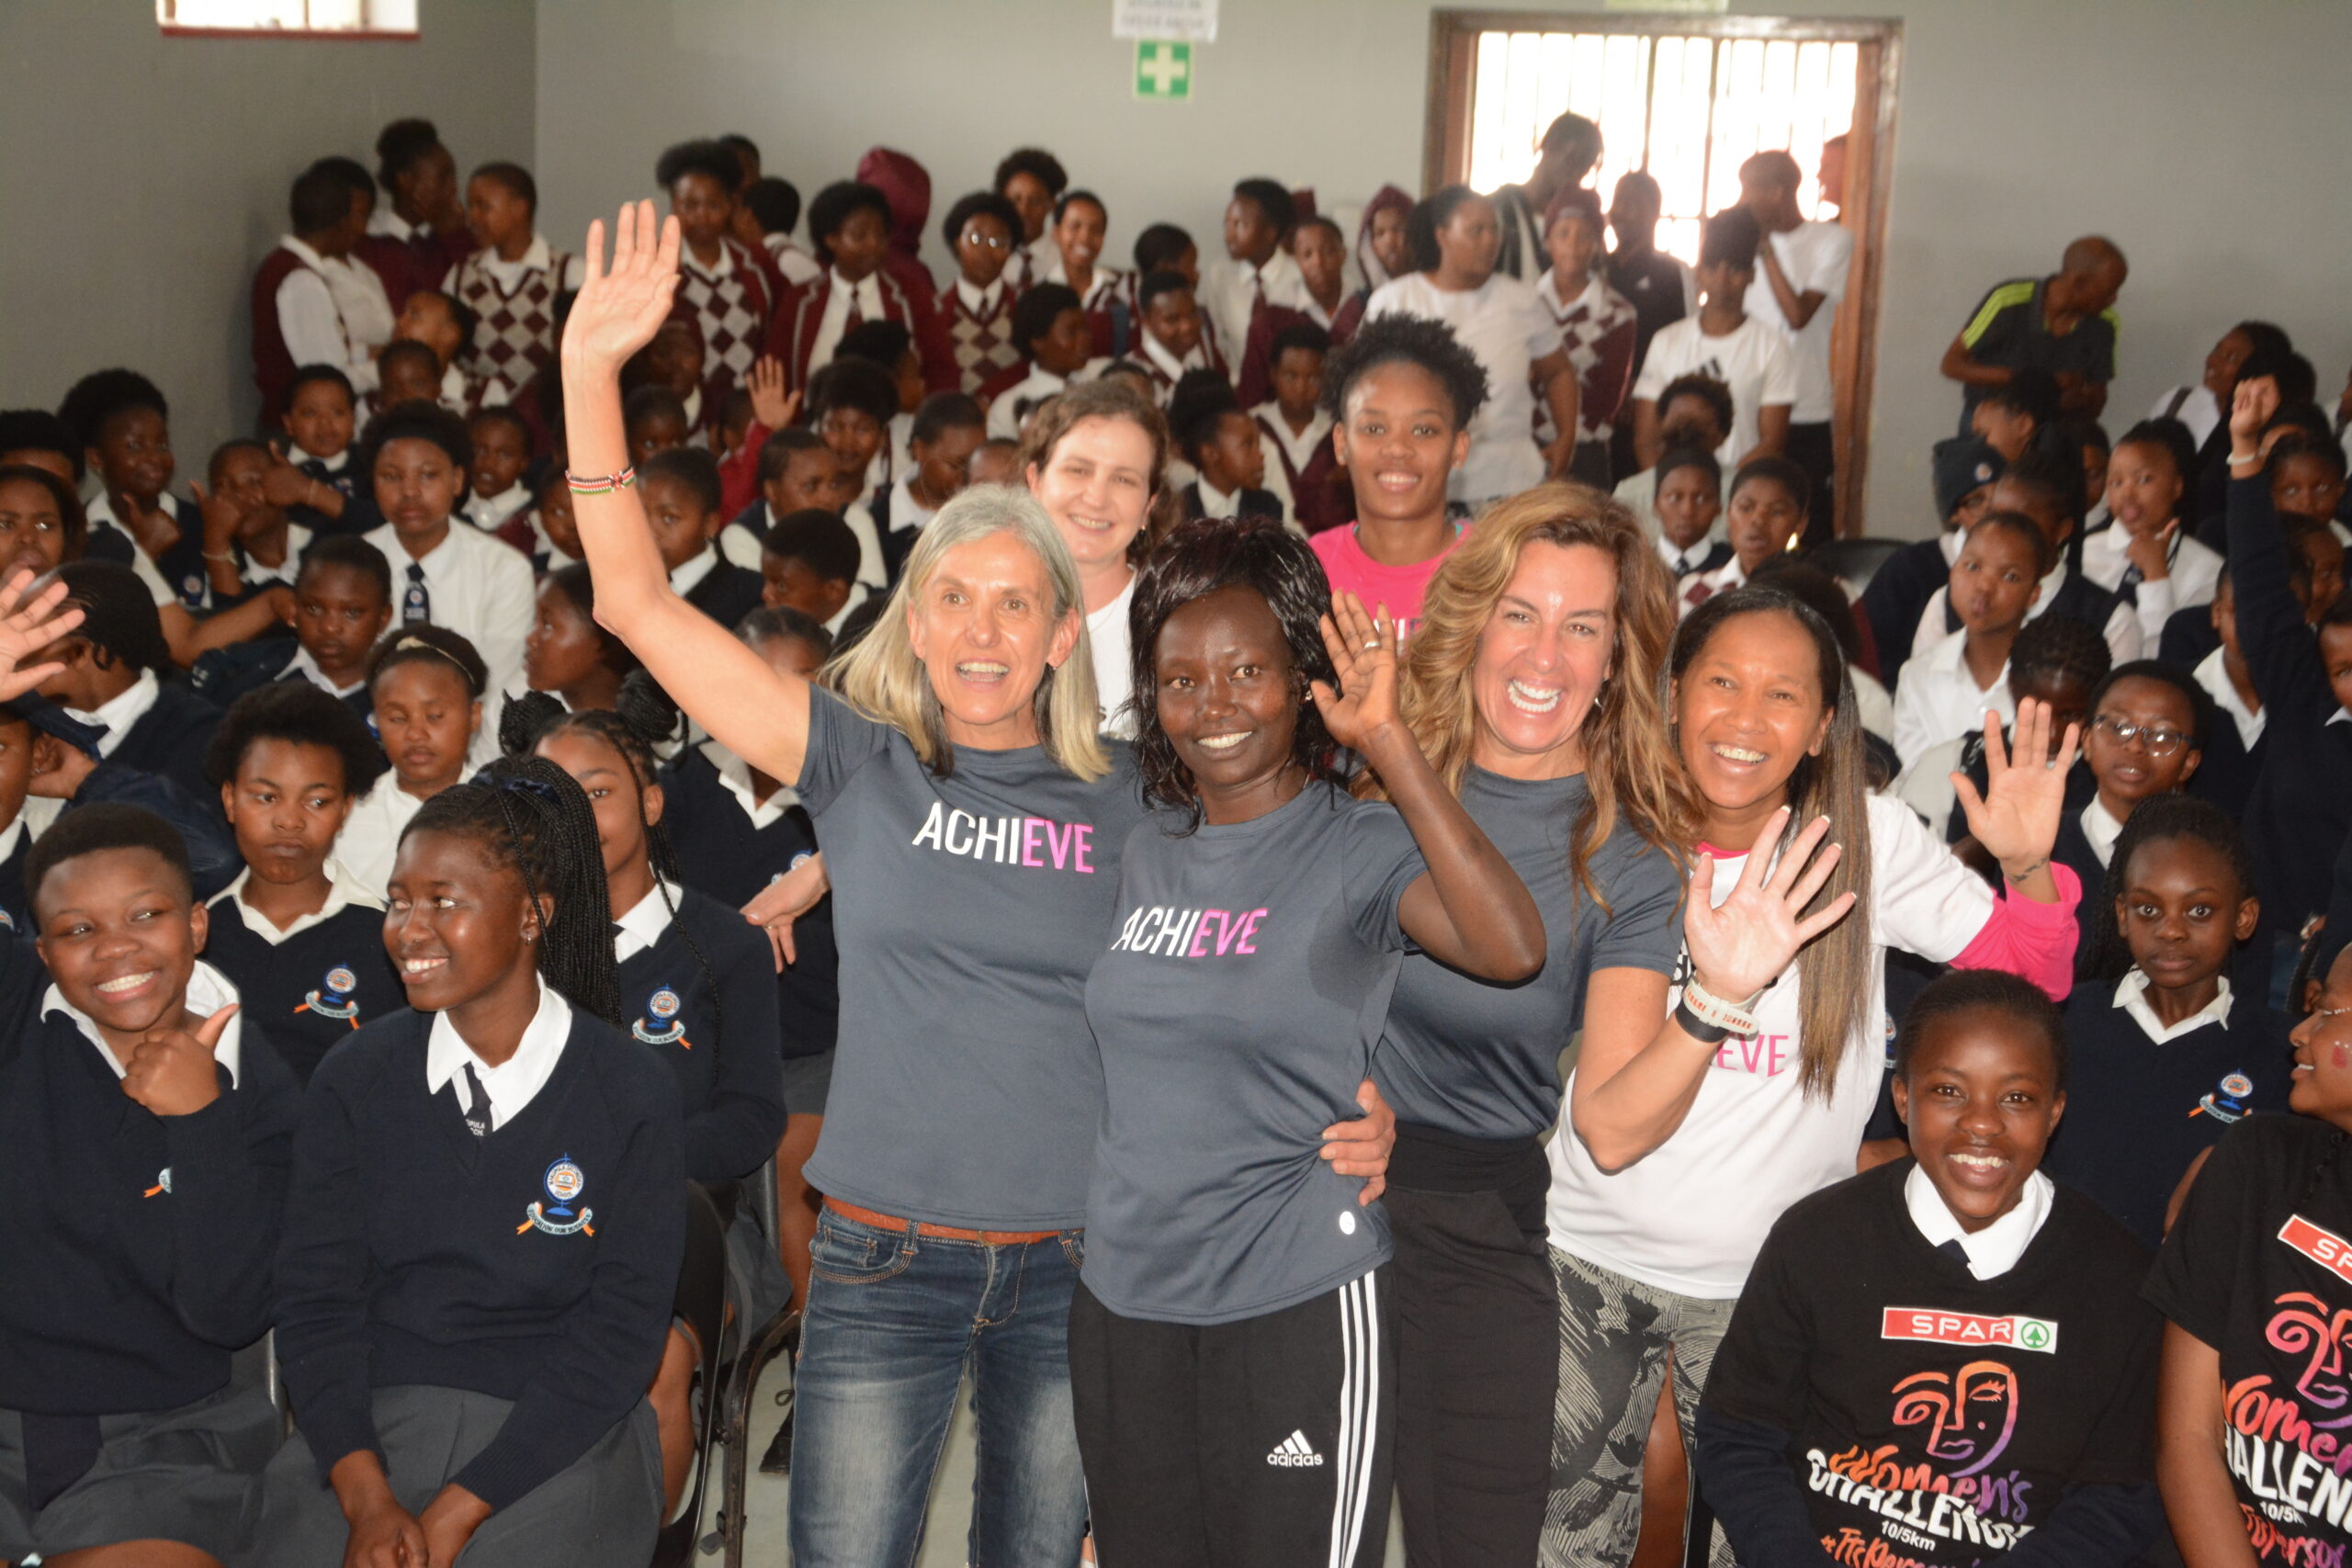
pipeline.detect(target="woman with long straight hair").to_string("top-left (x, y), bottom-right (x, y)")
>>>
top-left (1540, 584), bottom-right (2087, 1568)
top-left (555, 203), bottom-right (1390, 1567)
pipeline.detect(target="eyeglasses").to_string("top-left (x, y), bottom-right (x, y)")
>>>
top-left (2090, 715), bottom-right (2189, 755)
top-left (960, 230), bottom-right (1009, 251)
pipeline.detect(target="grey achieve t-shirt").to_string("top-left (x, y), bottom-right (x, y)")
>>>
top-left (1375, 768), bottom-right (1684, 1142)
top-left (796, 689), bottom-right (1148, 1230)
top-left (1081, 782), bottom-right (1424, 1325)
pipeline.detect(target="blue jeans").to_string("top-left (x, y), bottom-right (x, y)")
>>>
top-left (788, 1208), bottom-right (1089, 1566)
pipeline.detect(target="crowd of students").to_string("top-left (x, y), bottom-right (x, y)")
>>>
top-left (6, 103), bottom-right (2352, 1568)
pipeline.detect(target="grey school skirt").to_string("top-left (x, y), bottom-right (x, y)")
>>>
top-left (256, 1386), bottom-right (662, 1568)
top-left (0, 1382), bottom-right (279, 1562)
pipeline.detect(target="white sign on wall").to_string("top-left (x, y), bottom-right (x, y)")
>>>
top-left (1112, 0), bottom-right (1217, 44)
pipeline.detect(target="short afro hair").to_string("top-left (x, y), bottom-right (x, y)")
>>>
top-left (0, 409), bottom-right (85, 484)
top-left (469, 160), bottom-right (537, 214)
top-left (203, 680), bottom-right (386, 796)
top-left (1318, 311), bottom-right (1488, 430)
top-left (993, 147), bottom-right (1069, 200)
top-left (290, 164), bottom-right (356, 234)
top-left (805, 180), bottom-right (893, 263)
top-left (639, 446), bottom-right (723, 515)
top-left (362, 399), bottom-right (471, 477)
top-left (838, 320), bottom-right (914, 372)
top-left (745, 176), bottom-right (800, 236)
top-left (1698, 207), bottom-right (1762, 272)
top-left (1230, 177), bottom-right (1295, 237)
top-left (297, 533), bottom-right (392, 605)
top-left (1270, 320), bottom-right (1331, 365)
top-left (808, 357), bottom-right (900, 430)
top-left (1893, 968), bottom-right (2066, 1091)
top-left (1012, 283), bottom-right (1083, 360)
top-left (374, 118), bottom-right (444, 188)
top-left (1053, 189), bottom-right (1107, 227)
top-left (1657, 373), bottom-right (1736, 436)
top-left (910, 392), bottom-right (986, 448)
top-left (942, 190), bottom-right (1021, 252)
top-left (1167, 369), bottom-right (1245, 467)
top-left (756, 426), bottom-right (830, 487)
top-left (26, 803), bottom-right (193, 919)
top-left (655, 138), bottom-right (743, 195)
top-left (622, 384), bottom-right (689, 434)
top-left (58, 369), bottom-right (167, 451)
top-left (762, 509), bottom-right (860, 583)
top-left (1132, 222), bottom-right (1193, 275)
top-left (284, 365), bottom-right (356, 414)
top-left (1135, 269), bottom-right (1193, 317)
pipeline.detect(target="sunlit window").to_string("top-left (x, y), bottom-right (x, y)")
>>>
top-left (1466, 31), bottom-right (1857, 265)
top-left (158, 0), bottom-right (417, 36)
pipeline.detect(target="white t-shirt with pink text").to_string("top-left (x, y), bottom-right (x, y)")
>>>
top-left (1544, 794), bottom-right (1996, 1298)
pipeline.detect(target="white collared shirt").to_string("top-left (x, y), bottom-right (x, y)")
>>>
top-left (1675, 555), bottom-right (1748, 616)
top-left (82, 493), bottom-right (189, 610)
top-left (288, 445), bottom-right (348, 475)
top-left (1251, 400), bottom-right (1333, 479)
top-left (209, 859), bottom-right (383, 943)
top-left (763, 234), bottom-right (822, 288)
top-left (320, 254), bottom-right (395, 364)
top-left (1657, 536), bottom-right (1719, 579)
top-left (238, 521), bottom-right (314, 588)
top-left (70, 669), bottom-right (163, 760)
top-left (1905, 1162), bottom-right (2052, 1280)
top-left (1203, 250), bottom-right (1309, 370)
top-left (45, 960), bottom-right (244, 1087)
top-left (2116, 969), bottom-right (2235, 1046)
top-left (285, 646), bottom-right (367, 700)
top-left (668, 543), bottom-right (721, 599)
top-left (1912, 566), bottom-right (2143, 669)
top-left (367, 208), bottom-right (418, 243)
top-left (823, 581), bottom-right (871, 637)
top-left (2079, 795), bottom-right (2125, 869)
top-left (364, 517), bottom-right (537, 694)
top-left (705, 740), bottom-right (799, 831)
top-left (2195, 646), bottom-right (2263, 747)
top-left (982, 359), bottom-right (1109, 443)
top-left (1138, 330), bottom-right (1204, 389)
top-left (274, 236), bottom-right (379, 393)
top-left (456, 234), bottom-right (585, 298)
top-left (886, 475), bottom-right (936, 538)
top-left (1087, 574), bottom-right (1138, 739)
top-left (335, 778), bottom-right (439, 904)
top-left (462, 482), bottom-right (531, 535)
top-left (810, 267), bottom-right (888, 380)
top-left (612, 878), bottom-right (686, 963)
top-left (2078, 522), bottom-right (2223, 646)
top-left (424, 980), bottom-right (572, 1132)
top-left (1195, 478), bottom-right (1243, 520)
top-left (956, 276), bottom-right (1006, 317)
top-left (1893, 627), bottom-right (2012, 770)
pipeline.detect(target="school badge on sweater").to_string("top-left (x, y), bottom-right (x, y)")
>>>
top-left (520, 1155), bottom-right (595, 1236)
top-left (297, 964), bottom-right (365, 1029)
top-left (632, 986), bottom-right (689, 1049)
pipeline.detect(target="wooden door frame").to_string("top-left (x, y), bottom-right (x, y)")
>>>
top-left (1423, 11), bottom-right (1905, 536)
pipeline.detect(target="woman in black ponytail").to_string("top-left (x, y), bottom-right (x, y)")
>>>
top-left (505, 674), bottom-right (786, 1511)
top-left (261, 755), bottom-right (684, 1568)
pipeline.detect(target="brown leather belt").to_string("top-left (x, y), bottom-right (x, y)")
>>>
top-left (822, 1196), bottom-right (1062, 1246)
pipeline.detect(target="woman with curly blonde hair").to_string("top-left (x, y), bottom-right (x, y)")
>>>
top-left (1358, 482), bottom-right (1726, 1563)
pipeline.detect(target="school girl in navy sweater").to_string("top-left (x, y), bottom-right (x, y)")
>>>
top-left (2, 796), bottom-right (300, 1568)
top-left (260, 756), bottom-right (684, 1568)
top-left (198, 682), bottom-right (405, 1087)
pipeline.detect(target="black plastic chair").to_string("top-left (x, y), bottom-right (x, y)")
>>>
top-left (1805, 536), bottom-right (1912, 597)
top-left (651, 1181), bottom-right (732, 1568)
top-left (717, 1304), bottom-right (800, 1567)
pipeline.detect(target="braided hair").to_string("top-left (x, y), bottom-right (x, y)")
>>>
top-left (2078, 794), bottom-right (2256, 983)
top-left (401, 753), bottom-right (620, 1025)
top-left (500, 675), bottom-right (722, 1048)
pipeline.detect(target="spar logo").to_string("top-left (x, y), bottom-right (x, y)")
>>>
top-left (2278, 1213), bottom-right (2352, 1286)
top-left (1882, 1308), bottom-right (2058, 1355)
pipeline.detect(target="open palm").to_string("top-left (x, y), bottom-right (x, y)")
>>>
top-left (561, 200), bottom-right (684, 375)
top-left (1682, 807), bottom-right (1856, 1004)
top-left (1311, 591), bottom-right (1398, 753)
top-left (1954, 696), bottom-right (2077, 866)
top-left (0, 570), bottom-right (80, 705)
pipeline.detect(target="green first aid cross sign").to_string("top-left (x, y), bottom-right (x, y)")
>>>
top-left (1135, 39), bottom-right (1192, 99)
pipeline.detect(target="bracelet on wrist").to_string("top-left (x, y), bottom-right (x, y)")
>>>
top-left (1681, 976), bottom-right (1762, 1037)
top-left (201, 549), bottom-right (237, 564)
top-left (565, 465), bottom-right (637, 496)
top-left (1673, 998), bottom-right (1733, 1045)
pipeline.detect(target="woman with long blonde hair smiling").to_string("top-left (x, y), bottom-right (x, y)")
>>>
top-left (1362, 483), bottom-right (1844, 1564)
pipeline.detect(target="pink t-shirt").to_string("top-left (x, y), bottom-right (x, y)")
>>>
top-left (1309, 522), bottom-right (1473, 641)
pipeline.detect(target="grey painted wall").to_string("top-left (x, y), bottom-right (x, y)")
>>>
top-left (533, 0), bottom-right (2352, 536)
top-left (0, 0), bottom-right (537, 468)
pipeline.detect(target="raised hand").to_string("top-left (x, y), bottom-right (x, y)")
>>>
top-left (190, 478), bottom-right (242, 553)
top-left (562, 200), bottom-right (684, 378)
top-left (2230, 376), bottom-right (2279, 452)
top-left (747, 356), bottom-right (798, 432)
top-left (1310, 591), bottom-right (1399, 755)
top-left (1952, 696), bottom-right (2079, 881)
top-left (120, 1004), bottom-right (238, 1118)
top-left (1681, 807), bottom-right (1857, 1005)
top-left (0, 569), bottom-right (81, 705)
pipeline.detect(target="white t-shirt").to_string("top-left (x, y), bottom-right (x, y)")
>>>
top-left (1086, 574), bottom-right (1137, 739)
top-left (1365, 272), bottom-right (1565, 503)
top-left (1545, 794), bottom-right (1996, 1298)
top-left (1743, 220), bottom-right (1852, 423)
top-left (1632, 315), bottom-right (1799, 468)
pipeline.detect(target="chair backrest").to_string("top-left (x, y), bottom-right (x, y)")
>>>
top-left (651, 1181), bottom-right (733, 1568)
top-left (1805, 536), bottom-right (1911, 598)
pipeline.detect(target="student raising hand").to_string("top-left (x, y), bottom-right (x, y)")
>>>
top-left (1951, 695), bottom-right (2081, 903)
top-left (0, 566), bottom-right (82, 703)
top-left (563, 200), bottom-right (684, 375)
top-left (120, 1002), bottom-right (239, 1118)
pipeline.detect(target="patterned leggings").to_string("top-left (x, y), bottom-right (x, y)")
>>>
top-left (1541, 1247), bottom-right (1739, 1568)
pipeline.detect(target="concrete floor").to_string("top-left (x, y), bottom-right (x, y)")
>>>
top-left (699, 1358), bottom-right (1406, 1565)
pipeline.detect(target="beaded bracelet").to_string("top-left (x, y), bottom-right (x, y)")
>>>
top-left (565, 465), bottom-right (637, 496)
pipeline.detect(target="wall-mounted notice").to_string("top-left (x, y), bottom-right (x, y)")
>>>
top-left (1113, 0), bottom-right (1217, 44)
